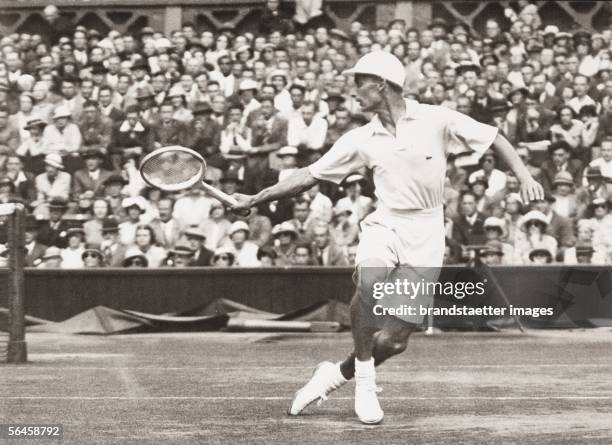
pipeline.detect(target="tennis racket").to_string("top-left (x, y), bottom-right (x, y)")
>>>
top-left (139, 146), bottom-right (250, 216)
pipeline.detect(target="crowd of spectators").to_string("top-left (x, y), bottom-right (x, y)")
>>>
top-left (0, 1), bottom-right (612, 268)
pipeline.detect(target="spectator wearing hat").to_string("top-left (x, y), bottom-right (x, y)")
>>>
top-left (277, 145), bottom-right (299, 181)
top-left (237, 79), bottom-right (261, 125)
top-left (187, 101), bottom-right (222, 161)
top-left (16, 118), bottom-right (49, 174)
top-left (121, 246), bottom-right (148, 268)
top-left (36, 246), bottom-right (63, 268)
top-left (531, 193), bottom-right (575, 253)
top-left (211, 246), bottom-right (236, 267)
top-left (541, 141), bottom-right (584, 192)
top-left (272, 221), bottom-right (299, 266)
top-left (60, 226), bottom-right (86, 268)
top-left (584, 198), bottom-right (611, 241)
top-left (202, 201), bottom-right (232, 251)
top-left (36, 197), bottom-right (70, 248)
top-left (0, 105), bottom-right (20, 152)
top-left (72, 147), bottom-right (113, 198)
top-left (166, 85), bottom-right (193, 124)
top-left (515, 210), bottom-right (558, 264)
top-left (42, 105), bottom-right (82, 163)
top-left (78, 100), bottom-right (113, 151)
top-left (102, 173), bottom-right (128, 218)
top-left (119, 196), bottom-right (147, 245)
top-left (468, 175), bottom-right (495, 216)
top-left (479, 240), bottom-right (506, 266)
top-left (528, 247), bottom-right (553, 265)
top-left (551, 171), bottom-right (578, 219)
top-left (166, 241), bottom-right (195, 268)
top-left (131, 224), bottom-right (166, 267)
top-left (24, 214), bottom-right (47, 267)
top-left (335, 174), bottom-right (375, 226)
top-left (82, 248), bottom-right (106, 268)
top-left (148, 197), bottom-right (181, 250)
top-left (225, 220), bottom-right (260, 266)
top-left (99, 217), bottom-right (126, 266)
top-left (32, 153), bottom-right (71, 212)
top-left (576, 167), bottom-right (610, 217)
top-left (257, 245), bottom-right (278, 267)
top-left (578, 104), bottom-right (600, 158)
top-left (482, 216), bottom-right (514, 264)
top-left (183, 227), bottom-right (214, 266)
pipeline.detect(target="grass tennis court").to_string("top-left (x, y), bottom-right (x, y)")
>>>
top-left (2, 329), bottom-right (612, 444)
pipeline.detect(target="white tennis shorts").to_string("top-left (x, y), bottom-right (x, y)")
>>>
top-left (355, 205), bottom-right (445, 324)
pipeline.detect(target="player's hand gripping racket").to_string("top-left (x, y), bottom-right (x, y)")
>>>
top-left (139, 146), bottom-right (250, 216)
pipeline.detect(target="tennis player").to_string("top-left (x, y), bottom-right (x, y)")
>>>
top-left (231, 51), bottom-right (544, 424)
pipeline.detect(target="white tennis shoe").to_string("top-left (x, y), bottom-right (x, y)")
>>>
top-left (288, 361), bottom-right (347, 416)
top-left (354, 367), bottom-right (384, 424)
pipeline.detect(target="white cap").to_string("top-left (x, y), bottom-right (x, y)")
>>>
top-left (543, 25), bottom-right (559, 35)
top-left (278, 146), bottom-right (298, 156)
top-left (229, 220), bottom-right (250, 236)
top-left (342, 51), bottom-right (405, 88)
top-left (483, 217), bottom-right (505, 229)
top-left (239, 79), bottom-right (258, 91)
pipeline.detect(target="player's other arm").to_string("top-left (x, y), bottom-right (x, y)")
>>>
top-left (490, 132), bottom-right (544, 202)
top-left (232, 167), bottom-right (318, 210)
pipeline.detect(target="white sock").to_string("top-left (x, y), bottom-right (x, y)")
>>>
top-left (354, 358), bottom-right (375, 378)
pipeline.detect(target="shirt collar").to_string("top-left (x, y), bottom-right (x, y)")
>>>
top-left (369, 99), bottom-right (420, 136)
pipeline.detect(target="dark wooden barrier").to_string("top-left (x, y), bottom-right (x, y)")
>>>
top-left (1, 266), bottom-right (612, 323)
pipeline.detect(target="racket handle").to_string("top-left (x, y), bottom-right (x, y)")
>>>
top-left (200, 181), bottom-right (251, 216)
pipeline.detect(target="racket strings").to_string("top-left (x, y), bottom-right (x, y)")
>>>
top-left (140, 150), bottom-right (203, 190)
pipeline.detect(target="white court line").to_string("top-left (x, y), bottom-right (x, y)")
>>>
top-left (7, 364), bottom-right (612, 370)
top-left (2, 396), bottom-right (612, 401)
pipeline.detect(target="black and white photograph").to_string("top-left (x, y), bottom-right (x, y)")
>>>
top-left (1, 0), bottom-right (612, 443)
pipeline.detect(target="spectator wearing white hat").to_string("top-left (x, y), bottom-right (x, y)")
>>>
top-left (483, 216), bottom-right (515, 264)
top-left (36, 246), bottom-right (63, 269)
top-left (238, 79), bottom-right (261, 126)
top-left (514, 210), bottom-right (558, 264)
top-left (271, 221), bottom-right (299, 266)
top-left (225, 220), bottom-right (260, 266)
top-left (335, 174), bottom-right (375, 225)
top-left (33, 153), bottom-right (71, 215)
top-left (551, 171), bottom-right (578, 219)
top-left (277, 146), bottom-right (299, 181)
top-left (42, 105), bottom-right (82, 157)
top-left (202, 201), bottom-right (232, 251)
top-left (118, 196), bottom-right (147, 245)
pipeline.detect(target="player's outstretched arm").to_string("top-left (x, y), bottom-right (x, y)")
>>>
top-left (231, 167), bottom-right (319, 210)
top-left (491, 133), bottom-right (545, 203)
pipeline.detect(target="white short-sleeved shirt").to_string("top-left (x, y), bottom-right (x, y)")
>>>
top-left (308, 99), bottom-right (498, 211)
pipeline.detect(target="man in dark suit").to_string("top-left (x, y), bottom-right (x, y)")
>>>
top-left (37, 198), bottom-right (70, 248)
top-left (188, 102), bottom-right (221, 159)
top-left (24, 214), bottom-right (47, 267)
top-left (5, 155), bottom-right (36, 205)
top-left (152, 101), bottom-right (190, 148)
top-left (72, 147), bottom-right (113, 198)
top-left (540, 140), bottom-right (583, 192)
top-left (184, 227), bottom-right (214, 266)
top-left (452, 191), bottom-right (487, 247)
